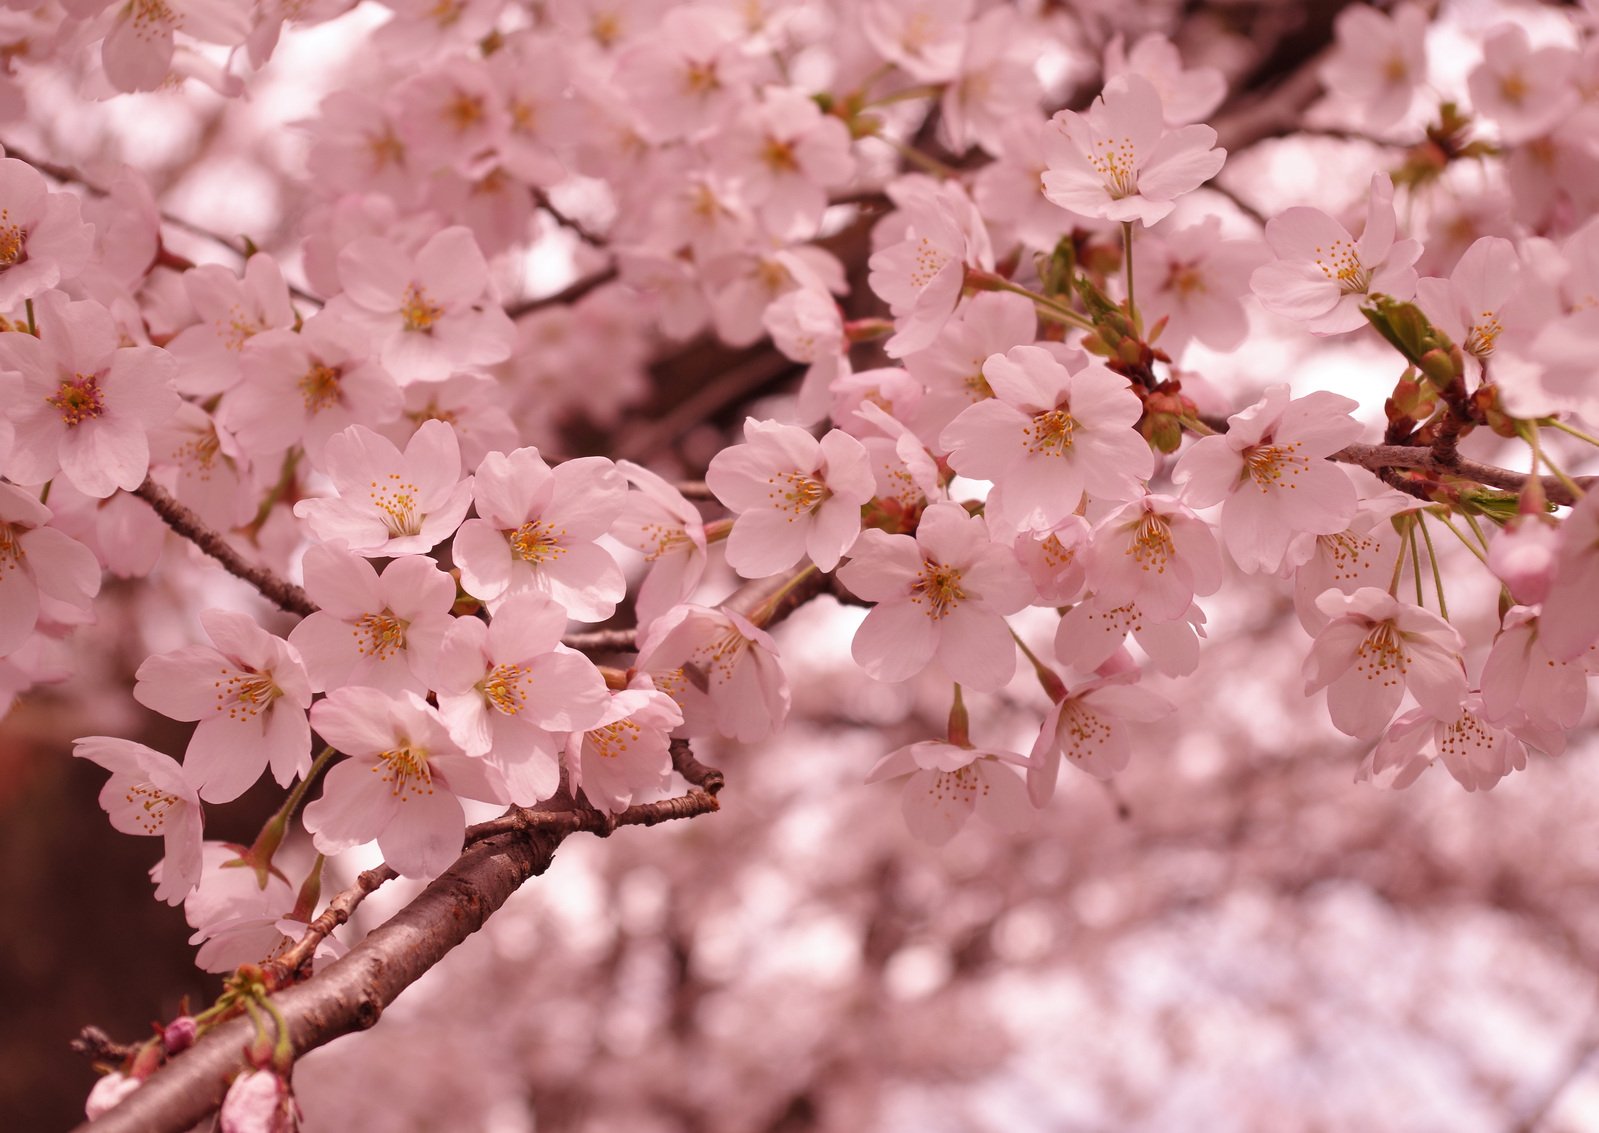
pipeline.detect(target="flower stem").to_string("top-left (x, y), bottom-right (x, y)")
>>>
top-left (1417, 513), bottom-right (1448, 619)
top-left (971, 272), bottom-right (1095, 331)
top-left (1121, 221), bottom-right (1136, 320)
top-left (1545, 417), bottom-right (1599, 449)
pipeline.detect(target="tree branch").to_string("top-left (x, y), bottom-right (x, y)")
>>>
top-left (133, 478), bottom-right (317, 617)
top-left (77, 758), bottom-right (724, 1133)
top-left (1331, 443), bottom-right (1594, 506)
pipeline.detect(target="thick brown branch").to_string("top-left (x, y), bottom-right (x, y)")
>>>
top-left (1331, 443), bottom-right (1594, 506)
top-left (133, 478), bottom-right (317, 617)
top-left (561, 627), bottom-right (638, 653)
top-left (78, 773), bottom-right (721, 1133)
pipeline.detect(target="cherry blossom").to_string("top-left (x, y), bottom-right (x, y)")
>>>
top-left (1468, 24), bottom-right (1579, 144)
top-left (1479, 606), bottom-right (1588, 733)
top-left (706, 418), bottom-right (875, 577)
top-left (1104, 34), bottom-right (1226, 127)
top-left (432, 594), bottom-right (611, 805)
top-left (72, 737), bottom-right (204, 904)
top-left (1129, 217), bottom-right (1267, 354)
top-left (1055, 595), bottom-right (1208, 679)
top-left (0, 481), bottom-right (100, 655)
top-left (837, 501), bottom-right (1033, 692)
top-left (867, 740), bottom-right (1032, 846)
top-left (635, 604), bottom-right (790, 742)
top-left (0, 157), bottom-right (93, 308)
top-left (940, 344), bottom-right (1152, 531)
top-left (861, 0), bottom-right (973, 83)
top-left (1172, 386), bottom-right (1364, 574)
top-left (303, 688), bottom-right (509, 879)
top-left (133, 608), bottom-right (313, 804)
top-left (564, 682), bottom-right (683, 814)
top-left (867, 176), bottom-right (994, 357)
top-left (1251, 173), bottom-right (1422, 335)
top-left (288, 545), bottom-right (456, 696)
top-left (219, 1069), bottom-right (299, 1133)
top-left (1086, 493), bottom-right (1223, 620)
top-left (454, 447), bottom-right (627, 620)
top-left (1302, 588), bottom-right (1468, 740)
top-left (0, 290), bottom-right (179, 498)
top-left (1318, 2), bottom-right (1430, 130)
top-left (1357, 697), bottom-right (1549, 794)
top-left (328, 225), bottom-right (515, 385)
top-left (293, 421), bottom-right (473, 558)
top-left (610, 460), bottom-right (710, 629)
top-left (1027, 676), bottom-right (1173, 802)
top-left (166, 255), bottom-right (296, 397)
top-left (1536, 487), bottom-right (1599, 662)
top-left (1041, 74), bottom-right (1226, 226)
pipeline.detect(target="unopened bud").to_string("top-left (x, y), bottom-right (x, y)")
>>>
top-left (1418, 347), bottom-right (1459, 387)
top-left (162, 1016), bottom-right (198, 1055)
top-left (1140, 412), bottom-right (1184, 454)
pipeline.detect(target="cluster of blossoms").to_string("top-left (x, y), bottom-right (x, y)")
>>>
top-left (1, 0), bottom-right (1599, 1125)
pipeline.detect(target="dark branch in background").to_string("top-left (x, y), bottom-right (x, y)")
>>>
top-left (78, 747), bottom-right (724, 1133)
top-left (132, 478), bottom-right (317, 617)
top-left (504, 265), bottom-right (618, 319)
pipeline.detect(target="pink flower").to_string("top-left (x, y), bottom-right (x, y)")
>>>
top-left (1413, 236), bottom-right (1526, 370)
top-left (1537, 487), bottom-right (1599, 662)
top-left (1486, 514), bottom-right (1560, 606)
top-left (288, 545), bottom-right (456, 696)
top-left (1086, 493), bottom-right (1222, 620)
top-left (1041, 74), bottom-right (1225, 226)
top-left (1479, 606), bottom-right (1588, 733)
top-left (903, 290), bottom-right (1037, 439)
top-left (1467, 24), bottom-right (1578, 145)
top-left (219, 1069), bottom-right (299, 1133)
top-left (454, 447), bottom-right (627, 620)
top-left (329, 225), bottom-right (515, 385)
top-left (836, 502), bottom-right (1033, 691)
top-left (72, 737), bottom-right (204, 904)
top-left (940, 345), bottom-right (1152, 531)
top-left (1172, 386), bottom-right (1364, 574)
top-left (635, 604), bottom-right (790, 743)
top-left (1251, 173), bottom-right (1422, 335)
top-left (611, 460), bottom-right (710, 630)
top-left (861, 0), bottom-right (973, 82)
top-left (1010, 513), bottom-right (1090, 606)
top-left (86, 1073), bottom-right (141, 1119)
top-left (0, 291), bottom-right (179, 498)
top-left (166, 255), bottom-right (296, 397)
top-left (181, 843), bottom-right (297, 974)
top-left (293, 421), bottom-right (474, 557)
top-left (613, 6), bottom-right (754, 142)
top-left (1129, 217), bottom-right (1267, 354)
top-left (1302, 588), bottom-right (1467, 740)
top-left (706, 419), bottom-right (876, 577)
top-left (303, 688), bottom-right (509, 878)
top-left (711, 87), bottom-right (855, 238)
top-left (0, 482), bottom-right (100, 655)
top-left (0, 158), bottom-right (93, 307)
top-left (1055, 596), bottom-right (1208, 679)
top-left (1104, 34), bottom-right (1226, 127)
top-left (432, 595), bottom-right (611, 805)
top-left (1027, 676), bottom-right (1172, 803)
top-left (938, 6), bottom-right (1043, 156)
top-left (134, 609), bottom-right (313, 804)
top-left (1319, 2), bottom-right (1430, 130)
top-left (225, 313), bottom-right (403, 465)
top-left (1357, 697), bottom-right (1547, 793)
top-left (868, 176), bottom-right (994, 357)
top-left (564, 683), bottom-right (682, 814)
top-left (867, 740), bottom-right (1032, 846)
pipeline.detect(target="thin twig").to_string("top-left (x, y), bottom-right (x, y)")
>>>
top-left (133, 478), bottom-right (317, 617)
top-left (1331, 443), bottom-right (1594, 506)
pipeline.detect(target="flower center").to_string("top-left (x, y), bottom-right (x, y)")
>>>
top-left (1465, 309), bottom-right (1504, 358)
top-left (1311, 238), bottom-right (1371, 294)
top-left (1024, 408), bottom-right (1076, 456)
top-left (762, 136), bottom-right (799, 174)
top-left (768, 471), bottom-right (827, 518)
top-left (375, 745), bottom-right (433, 799)
top-left (911, 562), bottom-right (965, 620)
top-left (354, 611), bottom-right (407, 661)
top-left (0, 524), bottom-right (22, 573)
top-left (1089, 135), bottom-right (1139, 199)
top-left (0, 213), bottom-right (27, 268)
top-left (46, 373), bottom-right (106, 427)
top-left (401, 284), bottom-right (445, 332)
top-left (483, 661), bottom-right (534, 716)
top-left (1056, 700), bottom-right (1113, 760)
top-left (907, 236), bottom-right (950, 290)
top-left (1243, 441), bottom-right (1306, 491)
top-left (213, 669), bottom-right (283, 722)
top-left (125, 782), bottom-right (180, 833)
top-left (588, 718), bottom-right (642, 760)
top-left (368, 474), bottom-right (423, 537)
top-left (299, 362), bottom-right (342, 413)
top-left (1127, 512), bottom-right (1173, 574)
top-left (1354, 620), bottom-right (1406, 685)
top-left (510, 520), bottom-right (565, 564)
top-left (445, 91), bottom-right (485, 133)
